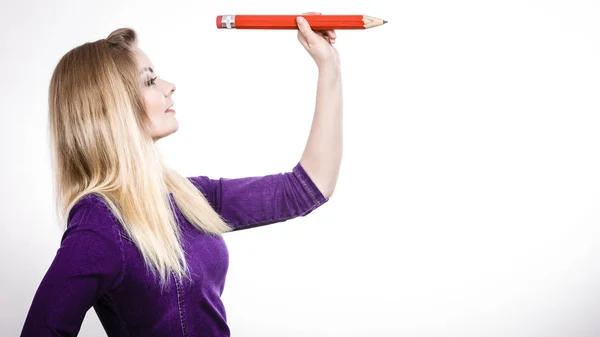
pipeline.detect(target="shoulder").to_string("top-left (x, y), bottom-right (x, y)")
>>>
top-left (66, 193), bottom-right (123, 238)
top-left (68, 193), bottom-right (113, 221)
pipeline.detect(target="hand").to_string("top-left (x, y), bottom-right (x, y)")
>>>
top-left (296, 12), bottom-right (340, 71)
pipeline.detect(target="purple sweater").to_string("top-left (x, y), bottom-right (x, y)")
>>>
top-left (20, 162), bottom-right (328, 336)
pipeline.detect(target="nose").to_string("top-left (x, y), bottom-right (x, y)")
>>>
top-left (164, 81), bottom-right (176, 97)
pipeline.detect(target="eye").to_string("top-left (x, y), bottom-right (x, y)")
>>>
top-left (145, 76), bottom-right (158, 86)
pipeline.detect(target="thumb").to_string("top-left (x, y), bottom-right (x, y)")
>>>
top-left (296, 16), bottom-right (318, 43)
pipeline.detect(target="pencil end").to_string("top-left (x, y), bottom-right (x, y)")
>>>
top-left (383, 20), bottom-right (388, 24)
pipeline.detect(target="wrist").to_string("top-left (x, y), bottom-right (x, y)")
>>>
top-left (317, 63), bottom-right (341, 78)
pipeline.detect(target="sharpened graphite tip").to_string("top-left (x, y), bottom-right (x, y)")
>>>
top-left (383, 20), bottom-right (388, 24)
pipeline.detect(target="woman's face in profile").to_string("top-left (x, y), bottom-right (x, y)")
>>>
top-left (134, 47), bottom-right (178, 141)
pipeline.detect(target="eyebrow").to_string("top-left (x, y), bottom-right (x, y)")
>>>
top-left (139, 67), bottom-right (154, 76)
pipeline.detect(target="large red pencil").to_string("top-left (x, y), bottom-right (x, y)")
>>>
top-left (216, 14), bottom-right (387, 30)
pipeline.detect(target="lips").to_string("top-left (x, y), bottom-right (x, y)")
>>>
top-left (165, 101), bottom-right (175, 113)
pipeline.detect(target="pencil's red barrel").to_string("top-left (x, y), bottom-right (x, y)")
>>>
top-left (216, 15), bottom-right (368, 30)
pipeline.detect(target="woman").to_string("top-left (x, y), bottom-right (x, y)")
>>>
top-left (20, 13), bottom-right (342, 337)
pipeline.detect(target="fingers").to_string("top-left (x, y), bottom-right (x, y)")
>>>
top-left (325, 30), bottom-right (336, 41)
top-left (315, 30), bottom-right (336, 44)
top-left (296, 16), bottom-right (319, 44)
top-left (300, 12), bottom-right (336, 44)
top-left (297, 12), bottom-right (337, 45)
top-left (323, 30), bottom-right (336, 44)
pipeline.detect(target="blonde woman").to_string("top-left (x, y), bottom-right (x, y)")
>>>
top-left (20, 13), bottom-right (342, 337)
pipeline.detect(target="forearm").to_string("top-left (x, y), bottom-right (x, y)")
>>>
top-left (300, 66), bottom-right (343, 199)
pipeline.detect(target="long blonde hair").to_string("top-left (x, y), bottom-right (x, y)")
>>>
top-left (48, 27), bottom-right (232, 288)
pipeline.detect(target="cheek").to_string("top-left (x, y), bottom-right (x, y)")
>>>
top-left (144, 91), bottom-right (164, 118)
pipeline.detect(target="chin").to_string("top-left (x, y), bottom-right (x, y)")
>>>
top-left (164, 127), bottom-right (179, 138)
top-left (152, 126), bottom-right (179, 141)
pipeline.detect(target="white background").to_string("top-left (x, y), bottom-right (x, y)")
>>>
top-left (2, 0), bottom-right (600, 336)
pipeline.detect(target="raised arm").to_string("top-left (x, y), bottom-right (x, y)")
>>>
top-left (296, 14), bottom-right (343, 201)
top-left (20, 196), bottom-right (124, 336)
